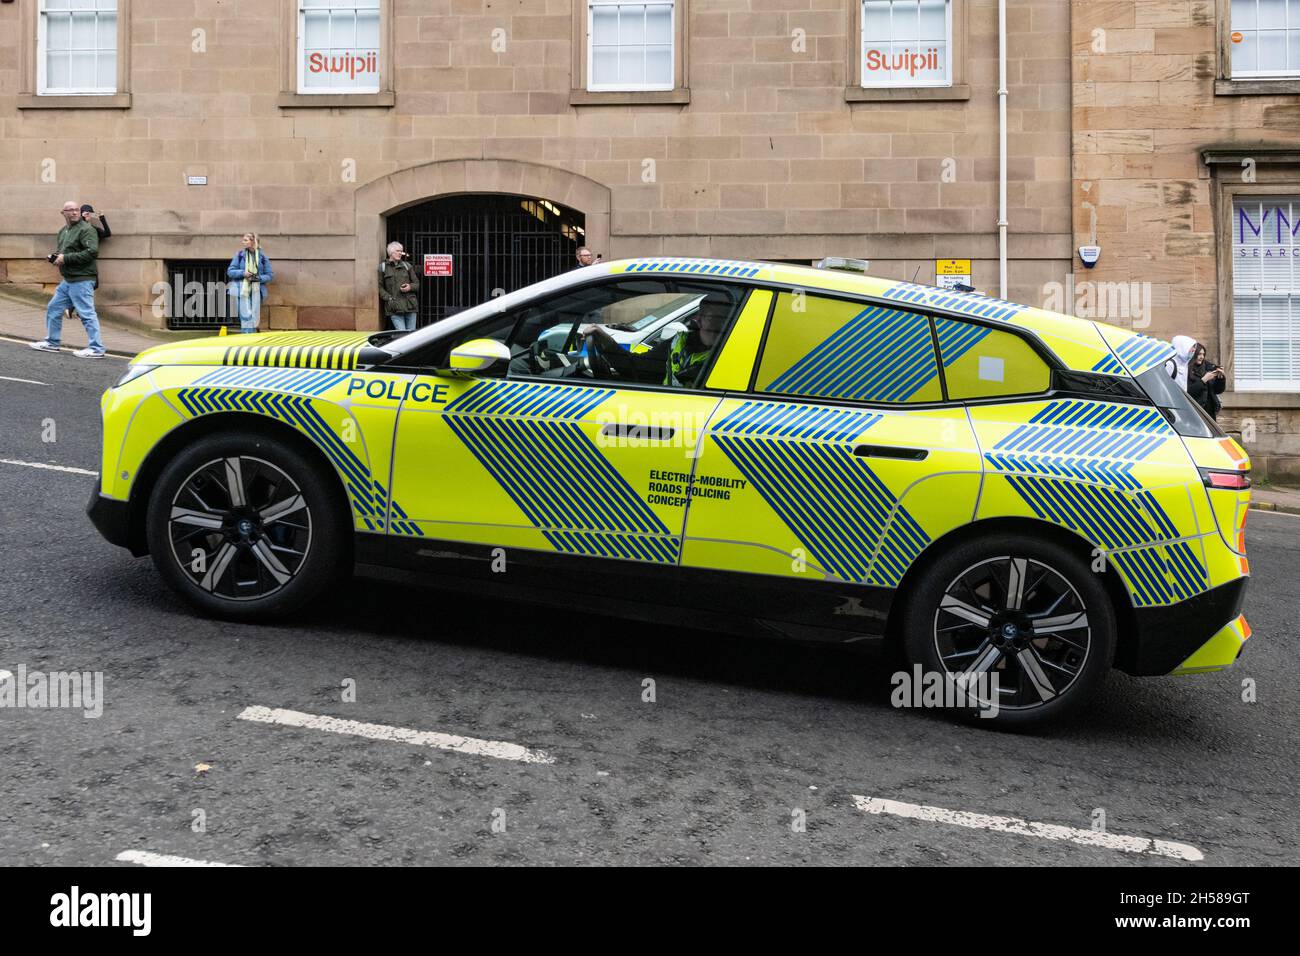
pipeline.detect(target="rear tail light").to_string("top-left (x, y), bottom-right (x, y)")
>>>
top-left (1201, 468), bottom-right (1252, 490)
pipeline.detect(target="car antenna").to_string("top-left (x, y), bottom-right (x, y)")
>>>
top-left (910, 264), bottom-right (922, 284)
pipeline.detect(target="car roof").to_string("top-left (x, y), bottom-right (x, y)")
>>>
top-left (389, 256), bottom-right (1173, 379)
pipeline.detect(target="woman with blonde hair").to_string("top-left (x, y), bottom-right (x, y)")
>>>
top-left (226, 233), bottom-right (274, 334)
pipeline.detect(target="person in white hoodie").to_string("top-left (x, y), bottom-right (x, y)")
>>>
top-left (1167, 334), bottom-right (1197, 391)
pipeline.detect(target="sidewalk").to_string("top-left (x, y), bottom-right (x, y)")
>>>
top-left (0, 287), bottom-right (206, 358)
top-left (1249, 485), bottom-right (1300, 516)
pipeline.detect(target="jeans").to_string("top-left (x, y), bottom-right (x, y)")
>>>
top-left (44, 280), bottom-right (104, 353)
top-left (236, 291), bottom-right (263, 334)
top-left (390, 312), bottom-right (417, 332)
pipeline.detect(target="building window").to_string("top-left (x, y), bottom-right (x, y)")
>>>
top-left (1229, 0), bottom-right (1300, 77)
top-left (38, 0), bottom-right (118, 95)
top-left (298, 0), bottom-right (381, 94)
top-left (587, 1), bottom-right (674, 91)
top-left (1231, 196), bottom-right (1300, 390)
top-left (861, 0), bottom-right (951, 88)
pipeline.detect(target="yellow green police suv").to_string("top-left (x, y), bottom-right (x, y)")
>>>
top-left (89, 258), bottom-right (1253, 725)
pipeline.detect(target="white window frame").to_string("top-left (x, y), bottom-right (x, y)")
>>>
top-left (297, 0), bottom-right (382, 96)
top-left (37, 0), bottom-right (118, 96)
top-left (1230, 194), bottom-right (1300, 391)
top-left (860, 0), bottom-right (952, 89)
top-left (1229, 0), bottom-right (1300, 79)
top-left (586, 0), bottom-right (676, 93)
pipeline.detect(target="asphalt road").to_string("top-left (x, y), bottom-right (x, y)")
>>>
top-left (0, 336), bottom-right (1295, 867)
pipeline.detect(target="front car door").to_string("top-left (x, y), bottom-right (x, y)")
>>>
top-left (384, 274), bottom-right (767, 605)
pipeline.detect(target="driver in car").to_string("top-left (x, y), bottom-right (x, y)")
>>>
top-left (582, 296), bottom-right (732, 387)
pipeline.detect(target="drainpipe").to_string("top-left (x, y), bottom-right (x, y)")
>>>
top-left (997, 0), bottom-right (1008, 298)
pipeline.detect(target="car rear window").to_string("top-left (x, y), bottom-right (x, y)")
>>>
top-left (1137, 365), bottom-right (1223, 439)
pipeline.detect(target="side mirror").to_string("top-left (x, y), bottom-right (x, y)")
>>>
top-left (442, 338), bottom-right (511, 378)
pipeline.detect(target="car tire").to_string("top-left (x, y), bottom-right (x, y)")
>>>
top-left (145, 430), bottom-right (350, 621)
top-left (900, 533), bottom-right (1116, 729)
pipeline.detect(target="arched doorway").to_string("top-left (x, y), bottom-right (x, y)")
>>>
top-left (386, 194), bottom-right (585, 326)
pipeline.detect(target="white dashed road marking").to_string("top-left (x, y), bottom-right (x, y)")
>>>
top-left (0, 375), bottom-right (48, 385)
top-left (853, 795), bottom-right (1204, 862)
top-left (116, 850), bottom-right (242, 868)
top-left (0, 459), bottom-right (98, 476)
top-left (237, 706), bottom-right (556, 765)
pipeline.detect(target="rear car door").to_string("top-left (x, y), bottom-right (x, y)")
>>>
top-left (680, 291), bottom-right (984, 633)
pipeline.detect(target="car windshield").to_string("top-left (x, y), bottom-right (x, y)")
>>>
top-left (1136, 364), bottom-right (1223, 439)
top-left (616, 293), bottom-right (706, 331)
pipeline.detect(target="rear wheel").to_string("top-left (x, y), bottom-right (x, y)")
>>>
top-left (901, 534), bottom-right (1115, 728)
top-left (145, 431), bottom-right (350, 620)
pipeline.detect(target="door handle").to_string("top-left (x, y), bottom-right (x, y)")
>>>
top-left (600, 424), bottom-right (676, 442)
top-left (853, 444), bottom-right (928, 461)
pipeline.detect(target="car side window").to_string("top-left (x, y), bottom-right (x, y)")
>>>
top-left (504, 279), bottom-right (747, 390)
top-left (934, 316), bottom-right (1051, 400)
top-left (754, 292), bottom-right (943, 404)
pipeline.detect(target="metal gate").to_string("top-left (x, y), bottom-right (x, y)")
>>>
top-left (386, 194), bottom-right (584, 327)
top-left (163, 260), bottom-right (238, 330)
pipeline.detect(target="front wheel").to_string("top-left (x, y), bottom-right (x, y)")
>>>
top-left (901, 534), bottom-right (1116, 728)
top-left (145, 431), bottom-right (350, 620)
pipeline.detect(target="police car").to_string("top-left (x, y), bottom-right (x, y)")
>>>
top-left (88, 257), bottom-right (1252, 725)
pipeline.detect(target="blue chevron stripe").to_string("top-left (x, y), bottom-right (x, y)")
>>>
top-left (1091, 353), bottom-right (1126, 375)
top-left (1030, 400), bottom-right (1169, 433)
top-left (933, 316), bottom-right (992, 366)
top-left (710, 428), bottom-right (928, 585)
top-left (173, 386), bottom-right (422, 537)
top-left (711, 400), bottom-right (882, 441)
top-left (192, 367), bottom-right (350, 396)
top-left (765, 305), bottom-right (940, 403)
top-left (995, 426), bottom-right (1164, 461)
top-left (881, 282), bottom-right (1023, 322)
top-left (983, 453), bottom-right (1143, 489)
top-left (1107, 541), bottom-right (1208, 608)
top-left (1105, 335), bottom-right (1176, 375)
top-left (625, 258), bottom-right (762, 278)
top-left (443, 407), bottom-right (678, 564)
top-left (445, 379), bottom-right (610, 419)
top-left (544, 530), bottom-right (680, 564)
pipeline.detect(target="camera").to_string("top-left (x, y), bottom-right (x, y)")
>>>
top-left (46, 253), bottom-right (59, 263)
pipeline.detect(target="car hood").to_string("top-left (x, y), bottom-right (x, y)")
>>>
top-left (133, 331), bottom-right (377, 370)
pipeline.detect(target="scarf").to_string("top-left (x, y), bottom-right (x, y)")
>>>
top-left (241, 245), bottom-right (260, 301)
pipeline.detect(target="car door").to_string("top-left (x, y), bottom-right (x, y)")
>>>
top-left (679, 290), bottom-right (984, 633)
top-left (385, 275), bottom-right (768, 598)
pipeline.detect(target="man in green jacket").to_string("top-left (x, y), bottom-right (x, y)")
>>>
top-left (379, 242), bottom-right (420, 331)
top-left (30, 200), bottom-right (104, 357)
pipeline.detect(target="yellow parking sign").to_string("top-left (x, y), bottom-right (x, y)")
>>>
top-left (935, 258), bottom-right (971, 290)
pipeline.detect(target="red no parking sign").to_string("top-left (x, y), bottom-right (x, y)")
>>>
top-left (423, 254), bottom-right (453, 277)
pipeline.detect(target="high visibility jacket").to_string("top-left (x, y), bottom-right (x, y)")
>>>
top-left (664, 331), bottom-right (710, 387)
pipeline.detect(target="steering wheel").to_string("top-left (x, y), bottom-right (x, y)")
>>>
top-left (529, 339), bottom-right (565, 374)
top-left (584, 329), bottom-right (635, 380)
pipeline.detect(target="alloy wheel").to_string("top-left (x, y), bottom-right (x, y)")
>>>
top-left (931, 555), bottom-right (1092, 710)
top-left (167, 456), bottom-right (313, 601)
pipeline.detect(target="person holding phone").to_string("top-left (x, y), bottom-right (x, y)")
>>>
top-left (379, 242), bottom-right (419, 332)
top-left (1186, 341), bottom-right (1226, 420)
top-left (226, 233), bottom-right (273, 334)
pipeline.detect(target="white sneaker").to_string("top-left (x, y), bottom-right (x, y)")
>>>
top-left (29, 340), bottom-right (60, 352)
top-left (72, 347), bottom-right (106, 359)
